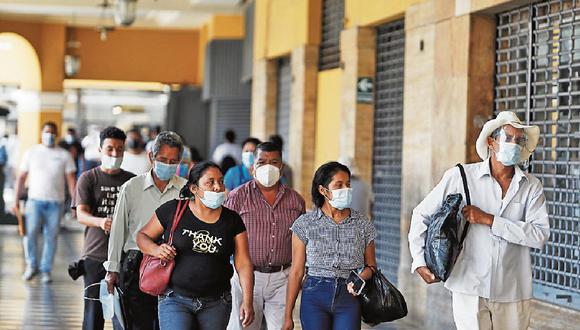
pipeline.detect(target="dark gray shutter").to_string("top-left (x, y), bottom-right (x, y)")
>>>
top-left (203, 40), bottom-right (252, 101)
top-left (276, 57), bottom-right (291, 158)
top-left (165, 86), bottom-right (209, 158)
top-left (241, 1), bottom-right (255, 83)
top-left (495, 1), bottom-right (580, 310)
top-left (319, 0), bottom-right (344, 71)
top-left (208, 98), bottom-right (251, 155)
top-left (372, 20), bottom-right (405, 284)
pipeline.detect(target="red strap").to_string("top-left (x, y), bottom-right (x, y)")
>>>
top-left (167, 199), bottom-right (189, 245)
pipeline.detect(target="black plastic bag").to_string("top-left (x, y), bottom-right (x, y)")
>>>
top-left (360, 269), bottom-right (408, 325)
top-left (424, 193), bottom-right (463, 281)
top-left (424, 164), bottom-right (470, 282)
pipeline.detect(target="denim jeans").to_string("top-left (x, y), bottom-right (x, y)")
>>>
top-left (158, 290), bottom-right (232, 330)
top-left (300, 276), bottom-right (361, 330)
top-left (24, 199), bottom-right (63, 273)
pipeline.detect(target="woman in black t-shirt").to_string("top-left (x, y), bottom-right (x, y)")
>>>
top-left (137, 161), bottom-right (255, 330)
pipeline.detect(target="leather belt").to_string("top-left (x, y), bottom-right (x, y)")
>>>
top-left (254, 264), bottom-right (291, 273)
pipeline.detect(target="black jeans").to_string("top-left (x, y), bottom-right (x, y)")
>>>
top-left (83, 258), bottom-right (124, 330)
top-left (120, 250), bottom-right (159, 330)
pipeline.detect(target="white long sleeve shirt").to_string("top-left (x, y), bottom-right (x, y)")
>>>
top-left (104, 170), bottom-right (186, 272)
top-left (408, 160), bottom-right (550, 302)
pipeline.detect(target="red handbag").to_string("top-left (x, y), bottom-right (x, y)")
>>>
top-left (139, 199), bottom-right (189, 296)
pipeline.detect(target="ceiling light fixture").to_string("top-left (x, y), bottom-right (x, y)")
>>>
top-left (114, 0), bottom-right (138, 27)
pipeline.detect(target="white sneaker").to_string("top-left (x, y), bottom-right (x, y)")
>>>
top-left (40, 272), bottom-right (52, 284)
top-left (22, 267), bottom-right (37, 281)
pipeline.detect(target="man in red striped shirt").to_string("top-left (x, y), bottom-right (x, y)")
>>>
top-left (225, 141), bottom-right (305, 330)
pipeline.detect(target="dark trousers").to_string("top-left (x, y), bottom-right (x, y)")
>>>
top-left (120, 250), bottom-right (159, 330)
top-left (83, 258), bottom-right (125, 330)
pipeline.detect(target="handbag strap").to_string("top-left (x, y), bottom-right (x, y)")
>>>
top-left (167, 199), bottom-right (189, 245)
top-left (456, 164), bottom-right (470, 246)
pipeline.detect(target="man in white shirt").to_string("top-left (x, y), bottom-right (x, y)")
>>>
top-left (121, 128), bottom-right (151, 175)
top-left (408, 111), bottom-right (550, 330)
top-left (14, 122), bottom-right (77, 283)
top-left (104, 131), bottom-right (186, 330)
top-left (212, 130), bottom-right (242, 165)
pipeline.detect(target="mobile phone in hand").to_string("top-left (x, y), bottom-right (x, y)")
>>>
top-left (347, 270), bottom-right (366, 295)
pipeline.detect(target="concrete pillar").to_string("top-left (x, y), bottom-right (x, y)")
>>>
top-left (339, 27), bottom-right (376, 186)
top-left (289, 45), bottom-right (318, 205)
top-left (250, 58), bottom-right (278, 140)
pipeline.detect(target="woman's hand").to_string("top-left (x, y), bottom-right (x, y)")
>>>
top-left (239, 300), bottom-right (254, 327)
top-left (282, 317), bottom-right (294, 330)
top-left (154, 243), bottom-right (176, 261)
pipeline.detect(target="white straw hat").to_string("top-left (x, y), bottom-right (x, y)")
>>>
top-left (476, 111), bottom-right (540, 162)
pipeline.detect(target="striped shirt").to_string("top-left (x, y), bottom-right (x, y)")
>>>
top-left (291, 208), bottom-right (377, 278)
top-left (224, 180), bottom-right (305, 267)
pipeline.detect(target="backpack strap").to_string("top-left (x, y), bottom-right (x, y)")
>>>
top-left (456, 164), bottom-right (470, 246)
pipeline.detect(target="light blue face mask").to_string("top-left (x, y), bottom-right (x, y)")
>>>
top-left (496, 142), bottom-right (522, 166)
top-left (327, 188), bottom-right (353, 210)
top-left (242, 151), bottom-right (254, 169)
top-left (199, 190), bottom-right (226, 209)
top-left (154, 161), bottom-right (178, 181)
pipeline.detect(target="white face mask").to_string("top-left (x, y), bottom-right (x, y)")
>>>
top-left (41, 132), bottom-right (56, 147)
top-left (254, 164), bottom-right (280, 187)
top-left (101, 155), bottom-right (123, 170)
top-left (327, 188), bottom-right (353, 210)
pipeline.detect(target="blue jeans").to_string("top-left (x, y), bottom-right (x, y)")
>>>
top-left (24, 199), bottom-right (63, 273)
top-left (300, 276), bottom-right (361, 330)
top-left (158, 290), bottom-right (232, 330)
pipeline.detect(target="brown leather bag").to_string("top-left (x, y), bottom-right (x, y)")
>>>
top-left (139, 199), bottom-right (188, 296)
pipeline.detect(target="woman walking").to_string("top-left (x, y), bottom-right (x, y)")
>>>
top-left (137, 161), bottom-right (255, 329)
top-left (283, 161), bottom-right (377, 330)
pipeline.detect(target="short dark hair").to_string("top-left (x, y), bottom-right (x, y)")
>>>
top-left (311, 161), bottom-right (351, 208)
top-left (225, 130), bottom-right (236, 143)
top-left (268, 134), bottom-right (284, 151)
top-left (67, 127), bottom-right (77, 135)
top-left (242, 137), bottom-right (262, 148)
top-left (255, 141), bottom-right (282, 159)
top-left (179, 161), bottom-right (222, 199)
top-left (127, 128), bottom-right (141, 136)
top-left (43, 121), bottom-right (58, 133)
top-left (99, 126), bottom-right (127, 147)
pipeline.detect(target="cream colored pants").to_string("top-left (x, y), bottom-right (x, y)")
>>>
top-left (227, 268), bottom-right (289, 330)
top-left (452, 291), bottom-right (531, 330)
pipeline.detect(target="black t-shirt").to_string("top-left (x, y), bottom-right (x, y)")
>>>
top-left (73, 167), bottom-right (135, 261)
top-left (155, 199), bottom-right (246, 298)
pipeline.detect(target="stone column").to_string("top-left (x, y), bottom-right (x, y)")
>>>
top-left (339, 26), bottom-right (376, 185)
top-left (251, 58), bottom-right (278, 140)
top-left (289, 45), bottom-right (318, 205)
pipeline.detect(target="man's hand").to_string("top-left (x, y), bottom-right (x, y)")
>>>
top-left (416, 266), bottom-right (439, 284)
top-left (99, 218), bottom-right (112, 232)
top-left (462, 205), bottom-right (494, 226)
top-left (239, 300), bottom-right (254, 327)
top-left (154, 243), bottom-right (177, 262)
top-left (282, 317), bottom-right (294, 330)
top-left (105, 271), bottom-right (119, 294)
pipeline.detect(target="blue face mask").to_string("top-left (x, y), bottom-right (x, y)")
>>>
top-left (496, 142), bottom-right (522, 166)
top-left (242, 152), bottom-right (254, 169)
top-left (199, 190), bottom-right (226, 209)
top-left (154, 161), bottom-right (178, 181)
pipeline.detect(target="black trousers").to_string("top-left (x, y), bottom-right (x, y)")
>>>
top-left (120, 250), bottom-right (159, 330)
top-left (83, 258), bottom-right (124, 330)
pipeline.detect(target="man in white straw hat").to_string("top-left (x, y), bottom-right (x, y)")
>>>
top-left (408, 111), bottom-right (550, 330)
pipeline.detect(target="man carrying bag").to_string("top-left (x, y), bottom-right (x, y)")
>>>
top-left (408, 111), bottom-right (550, 330)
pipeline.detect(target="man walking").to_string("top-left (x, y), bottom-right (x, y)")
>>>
top-left (14, 122), bottom-right (77, 283)
top-left (104, 131), bottom-right (186, 330)
top-left (226, 141), bottom-right (305, 330)
top-left (74, 127), bottom-right (134, 330)
top-left (408, 111), bottom-right (550, 330)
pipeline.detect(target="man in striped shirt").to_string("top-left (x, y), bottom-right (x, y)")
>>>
top-left (225, 141), bottom-right (305, 330)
